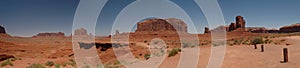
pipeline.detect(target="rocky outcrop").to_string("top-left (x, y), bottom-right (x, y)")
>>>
top-left (0, 25), bottom-right (6, 34)
top-left (33, 32), bottom-right (65, 37)
top-left (236, 16), bottom-right (246, 29)
top-left (115, 30), bottom-right (120, 35)
top-left (74, 28), bottom-right (88, 36)
top-left (229, 23), bottom-right (236, 31)
top-left (280, 23), bottom-right (300, 33)
top-left (228, 16), bottom-right (246, 32)
top-left (135, 18), bottom-right (187, 34)
top-left (204, 27), bottom-right (210, 33)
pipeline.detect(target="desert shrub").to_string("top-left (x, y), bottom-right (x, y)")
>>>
top-left (45, 61), bottom-right (54, 66)
top-left (233, 39), bottom-right (243, 45)
top-left (251, 37), bottom-right (263, 45)
top-left (113, 61), bottom-right (120, 65)
top-left (27, 63), bottom-right (46, 68)
top-left (182, 43), bottom-right (197, 48)
top-left (69, 59), bottom-right (76, 67)
top-left (54, 64), bottom-right (60, 68)
top-left (264, 39), bottom-right (273, 44)
top-left (242, 40), bottom-right (250, 45)
top-left (104, 64), bottom-right (119, 68)
top-left (168, 48), bottom-right (181, 57)
top-left (144, 54), bottom-right (151, 60)
top-left (1, 59), bottom-right (13, 67)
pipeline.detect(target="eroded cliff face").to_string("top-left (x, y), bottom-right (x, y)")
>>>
top-left (135, 18), bottom-right (187, 34)
top-left (280, 23), bottom-right (300, 33)
top-left (0, 25), bottom-right (6, 34)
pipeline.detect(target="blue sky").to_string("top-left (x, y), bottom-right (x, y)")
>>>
top-left (0, 0), bottom-right (300, 37)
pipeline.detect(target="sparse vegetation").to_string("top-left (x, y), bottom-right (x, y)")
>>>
top-left (1, 59), bottom-right (14, 67)
top-left (264, 39), bottom-right (273, 44)
top-left (54, 64), bottom-right (60, 68)
top-left (144, 54), bottom-right (151, 60)
top-left (45, 61), bottom-right (55, 66)
top-left (168, 48), bottom-right (181, 57)
top-left (251, 37), bottom-right (263, 45)
top-left (27, 63), bottom-right (46, 68)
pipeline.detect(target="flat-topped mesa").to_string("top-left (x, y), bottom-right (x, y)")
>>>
top-left (0, 25), bottom-right (6, 34)
top-left (33, 32), bottom-right (65, 37)
top-left (135, 18), bottom-right (187, 34)
top-left (280, 23), bottom-right (300, 33)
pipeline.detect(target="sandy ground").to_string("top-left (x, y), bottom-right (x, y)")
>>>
top-left (1, 36), bottom-right (300, 68)
top-left (159, 36), bottom-right (300, 68)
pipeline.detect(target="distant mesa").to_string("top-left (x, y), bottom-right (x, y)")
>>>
top-left (0, 25), bottom-right (6, 34)
top-left (33, 32), bottom-right (65, 37)
top-left (74, 28), bottom-right (88, 36)
top-left (135, 18), bottom-right (187, 34)
top-left (280, 23), bottom-right (300, 33)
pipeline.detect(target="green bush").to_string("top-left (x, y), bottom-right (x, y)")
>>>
top-left (168, 48), bottom-right (181, 57)
top-left (144, 54), bottom-right (151, 60)
top-left (61, 59), bottom-right (76, 67)
top-left (27, 63), bottom-right (46, 68)
top-left (264, 39), bottom-right (273, 44)
top-left (1, 59), bottom-right (13, 67)
top-left (251, 37), bottom-right (263, 45)
top-left (45, 61), bottom-right (54, 66)
top-left (54, 64), bottom-right (60, 68)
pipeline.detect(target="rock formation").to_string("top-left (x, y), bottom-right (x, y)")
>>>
top-left (229, 23), bottom-right (236, 31)
top-left (135, 18), bottom-right (187, 34)
top-left (33, 32), bottom-right (65, 37)
top-left (228, 16), bottom-right (246, 32)
top-left (0, 25), bottom-right (6, 34)
top-left (115, 30), bottom-right (120, 35)
top-left (236, 16), bottom-right (246, 29)
top-left (204, 27), bottom-right (210, 33)
top-left (280, 23), bottom-right (300, 33)
top-left (74, 28), bottom-right (88, 36)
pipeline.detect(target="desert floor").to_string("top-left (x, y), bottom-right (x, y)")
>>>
top-left (1, 36), bottom-right (300, 68)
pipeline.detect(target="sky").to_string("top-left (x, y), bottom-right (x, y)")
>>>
top-left (0, 0), bottom-right (300, 37)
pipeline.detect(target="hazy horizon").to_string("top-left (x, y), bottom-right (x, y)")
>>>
top-left (1, 0), bottom-right (300, 37)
